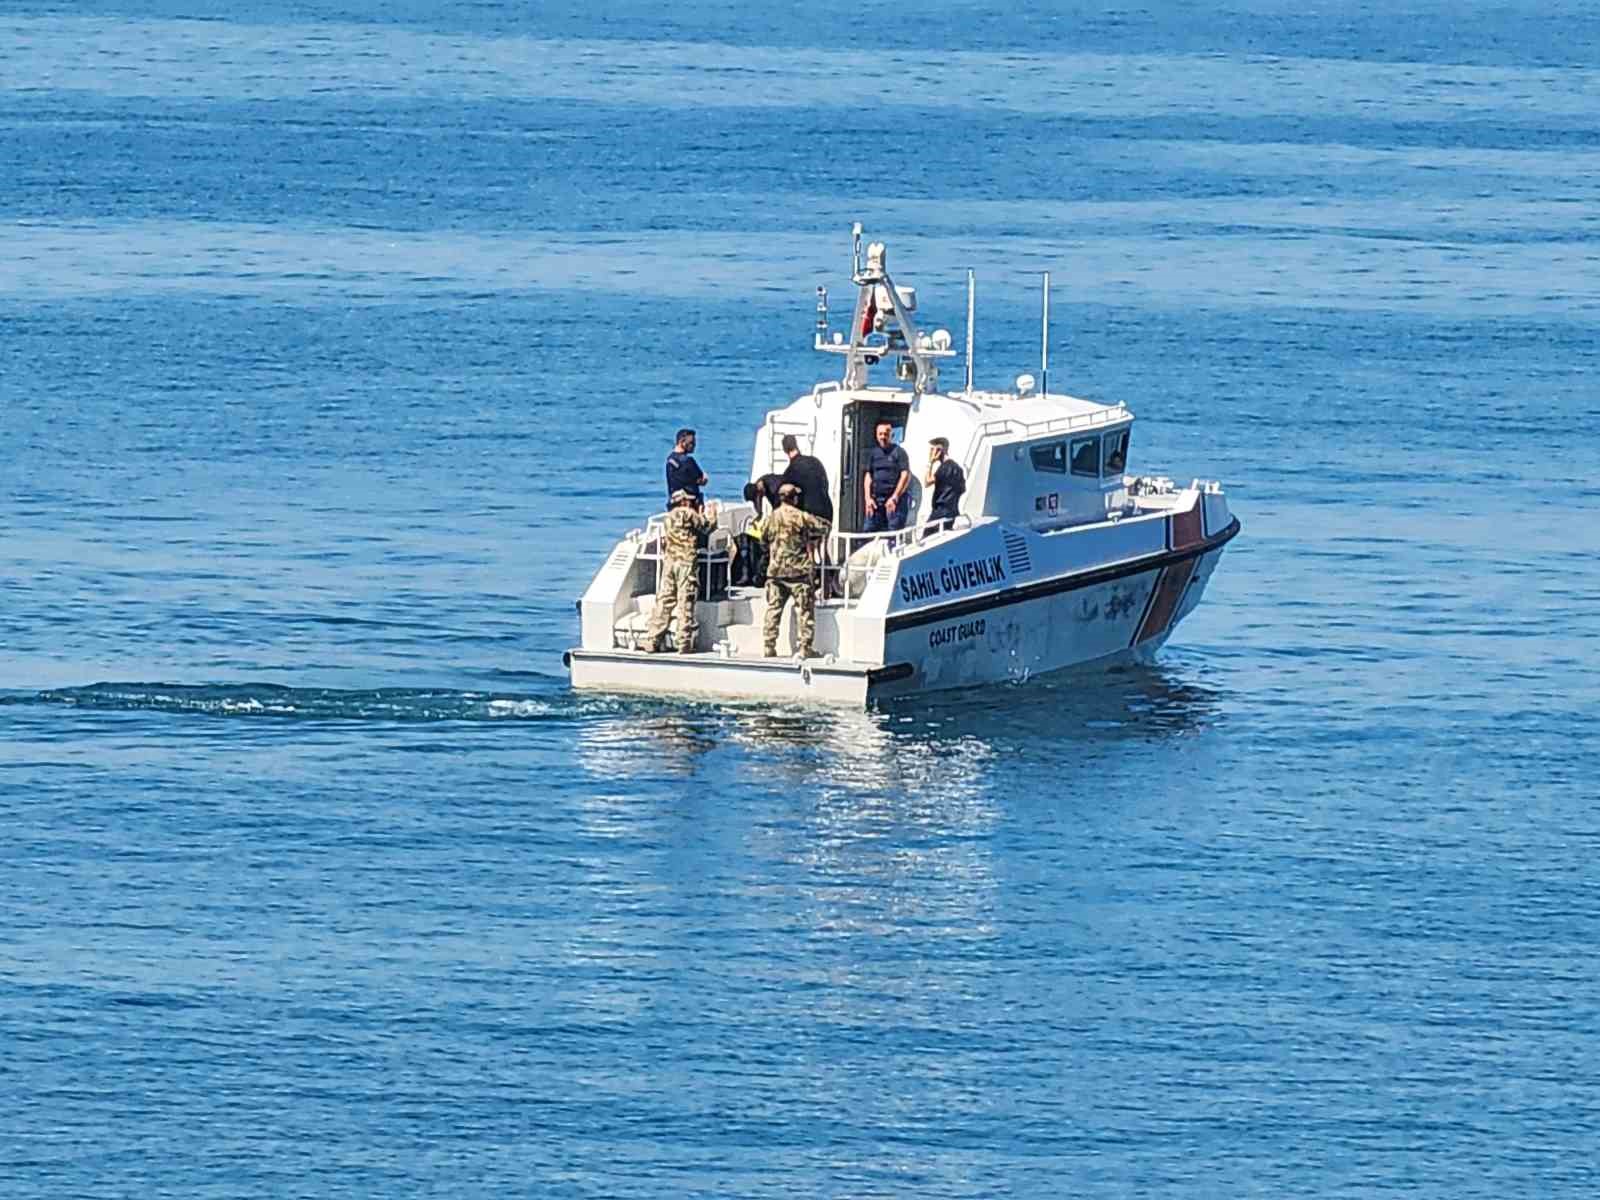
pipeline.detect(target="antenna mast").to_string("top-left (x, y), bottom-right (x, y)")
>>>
top-left (1040, 271), bottom-right (1050, 399)
top-left (965, 268), bottom-right (976, 393)
top-left (815, 224), bottom-right (958, 393)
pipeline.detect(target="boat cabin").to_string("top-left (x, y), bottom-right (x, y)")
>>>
top-left (750, 387), bottom-right (1133, 535)
top-left (747, 230), bottom-right (1135, 537)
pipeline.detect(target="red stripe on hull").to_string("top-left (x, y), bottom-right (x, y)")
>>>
top-left (1134, 558), bottom-right (1198, 645)
top-left (1169, 505), bottom-right (1204, 551)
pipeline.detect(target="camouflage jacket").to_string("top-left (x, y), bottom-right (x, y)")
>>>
top-left (661, 506), bottom-right (712, 564)
top-left (764, 504), bottom-right (829, 581)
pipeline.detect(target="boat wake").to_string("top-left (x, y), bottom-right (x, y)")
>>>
top-left (6, 681), bottom-right (659, 724)
top-left (1, 662), bottom-right (1221, 743)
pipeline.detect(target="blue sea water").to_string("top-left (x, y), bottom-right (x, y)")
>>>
top-left (3, 2), bottom-right (1600, 1195)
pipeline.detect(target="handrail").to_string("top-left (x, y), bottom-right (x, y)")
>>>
top-left (763, 412), bottom-right (817, 474)
top-left (972, 404), bottom-right (1129, 441)
top-left (818, 527), bottom-right (922, 610)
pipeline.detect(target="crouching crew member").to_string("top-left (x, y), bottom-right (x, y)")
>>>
top-left (925, 437), bottom-right (966, 530)
top-left (762, 482), bottom-right (830, 658)
top-left (730, 480), bottom-right (775, 588)
top-left (646, 490), bottom-right (718, 654)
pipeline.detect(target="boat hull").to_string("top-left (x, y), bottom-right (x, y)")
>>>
top-left (870, 529), bottom-right (1231, 700)
top-left (567, 520), bottom-right (1236, 706)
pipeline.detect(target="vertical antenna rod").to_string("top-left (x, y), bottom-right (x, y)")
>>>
top-left (1041, 271), bottom-right (1050, 399)
top-left (965, 268), bottom-right (976, 393)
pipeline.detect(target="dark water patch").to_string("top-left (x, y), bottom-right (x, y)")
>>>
top-left (7, 93), bottom-right (1600, 233)
top-left (21, 1), bottom-right (1600, 67)
top-left (105, 991), bottom-right (202, 1010)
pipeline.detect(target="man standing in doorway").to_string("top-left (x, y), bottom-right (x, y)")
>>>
top-left (863, 419), bottom-right (910, 532)
top-left (664, 428), bottom-right (707, 508)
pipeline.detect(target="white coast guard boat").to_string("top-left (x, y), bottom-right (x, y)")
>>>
top-left (565, 228), bottom-right (1240, 705)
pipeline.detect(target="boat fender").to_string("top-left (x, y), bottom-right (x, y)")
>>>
top-left (799, 663), bottom-right (813, 686)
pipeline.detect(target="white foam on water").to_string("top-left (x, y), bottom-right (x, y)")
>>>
top-left (484, 698), bottom-right (554, 718)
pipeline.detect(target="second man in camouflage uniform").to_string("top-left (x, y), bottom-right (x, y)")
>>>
top-left (762, 482), bottom-right (831, 658)
top-left (646, 489), bottom-right (717, 654)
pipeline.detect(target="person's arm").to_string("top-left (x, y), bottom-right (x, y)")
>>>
top-left (863, 471), bottom-right (876, 515)
top-left (806, 513), bottom-right (830, 560)
top-left (887, 453), bottom-right (910, 510)
top-left (693, 456), bottom-right (708, 487)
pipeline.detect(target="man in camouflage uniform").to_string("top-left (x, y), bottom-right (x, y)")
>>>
top-left (763, 482), bottom-right (831, 658)
top-left (646, 489), bottom-right (717, 654)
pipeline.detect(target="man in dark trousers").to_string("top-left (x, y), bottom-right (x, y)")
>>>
top-left (862, 419), bottom-right (910, 532)
top-left (925, 437), bottom-right (966, 530)
top-left (778, 434), bottom-right (833, 525)
top-left (664, 428), bottom-right (707, 507)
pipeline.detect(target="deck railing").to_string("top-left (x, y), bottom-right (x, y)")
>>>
top-left (818, 520), bottom-right (970, 607)
top-left (634, 507), bottom-right (972, 612)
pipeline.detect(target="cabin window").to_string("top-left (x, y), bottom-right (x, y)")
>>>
top-left (1030, 441), bottom-right (1067, 474)
top-left (1103, 429), bottom-right (1129, 475)
top-left (1070, 436), bottom-right (1100, 477)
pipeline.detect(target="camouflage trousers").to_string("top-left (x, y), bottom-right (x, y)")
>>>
top-left (763, 576), bottom-right (815, 656)
top-left (647, 558), bottom-right (700, 653)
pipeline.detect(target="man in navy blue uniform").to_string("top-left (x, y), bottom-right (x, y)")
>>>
top-left (664, 428), bottom-right (707, 507)
top-left (862, 420), bottom-right (910, 532)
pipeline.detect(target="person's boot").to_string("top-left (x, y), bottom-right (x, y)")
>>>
top-left (762, 645), bottom-right (776, 658)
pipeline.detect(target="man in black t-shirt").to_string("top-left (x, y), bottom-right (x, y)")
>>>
top-left (664, 427), bottom-right (707, 507)
top-left (778, 434), bottom-right (833, 525)
top-left (925, 437), bottom-right (966, 530)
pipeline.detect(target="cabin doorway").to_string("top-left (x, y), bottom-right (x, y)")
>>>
top-left (838, 398), bottom-right (911, 533)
